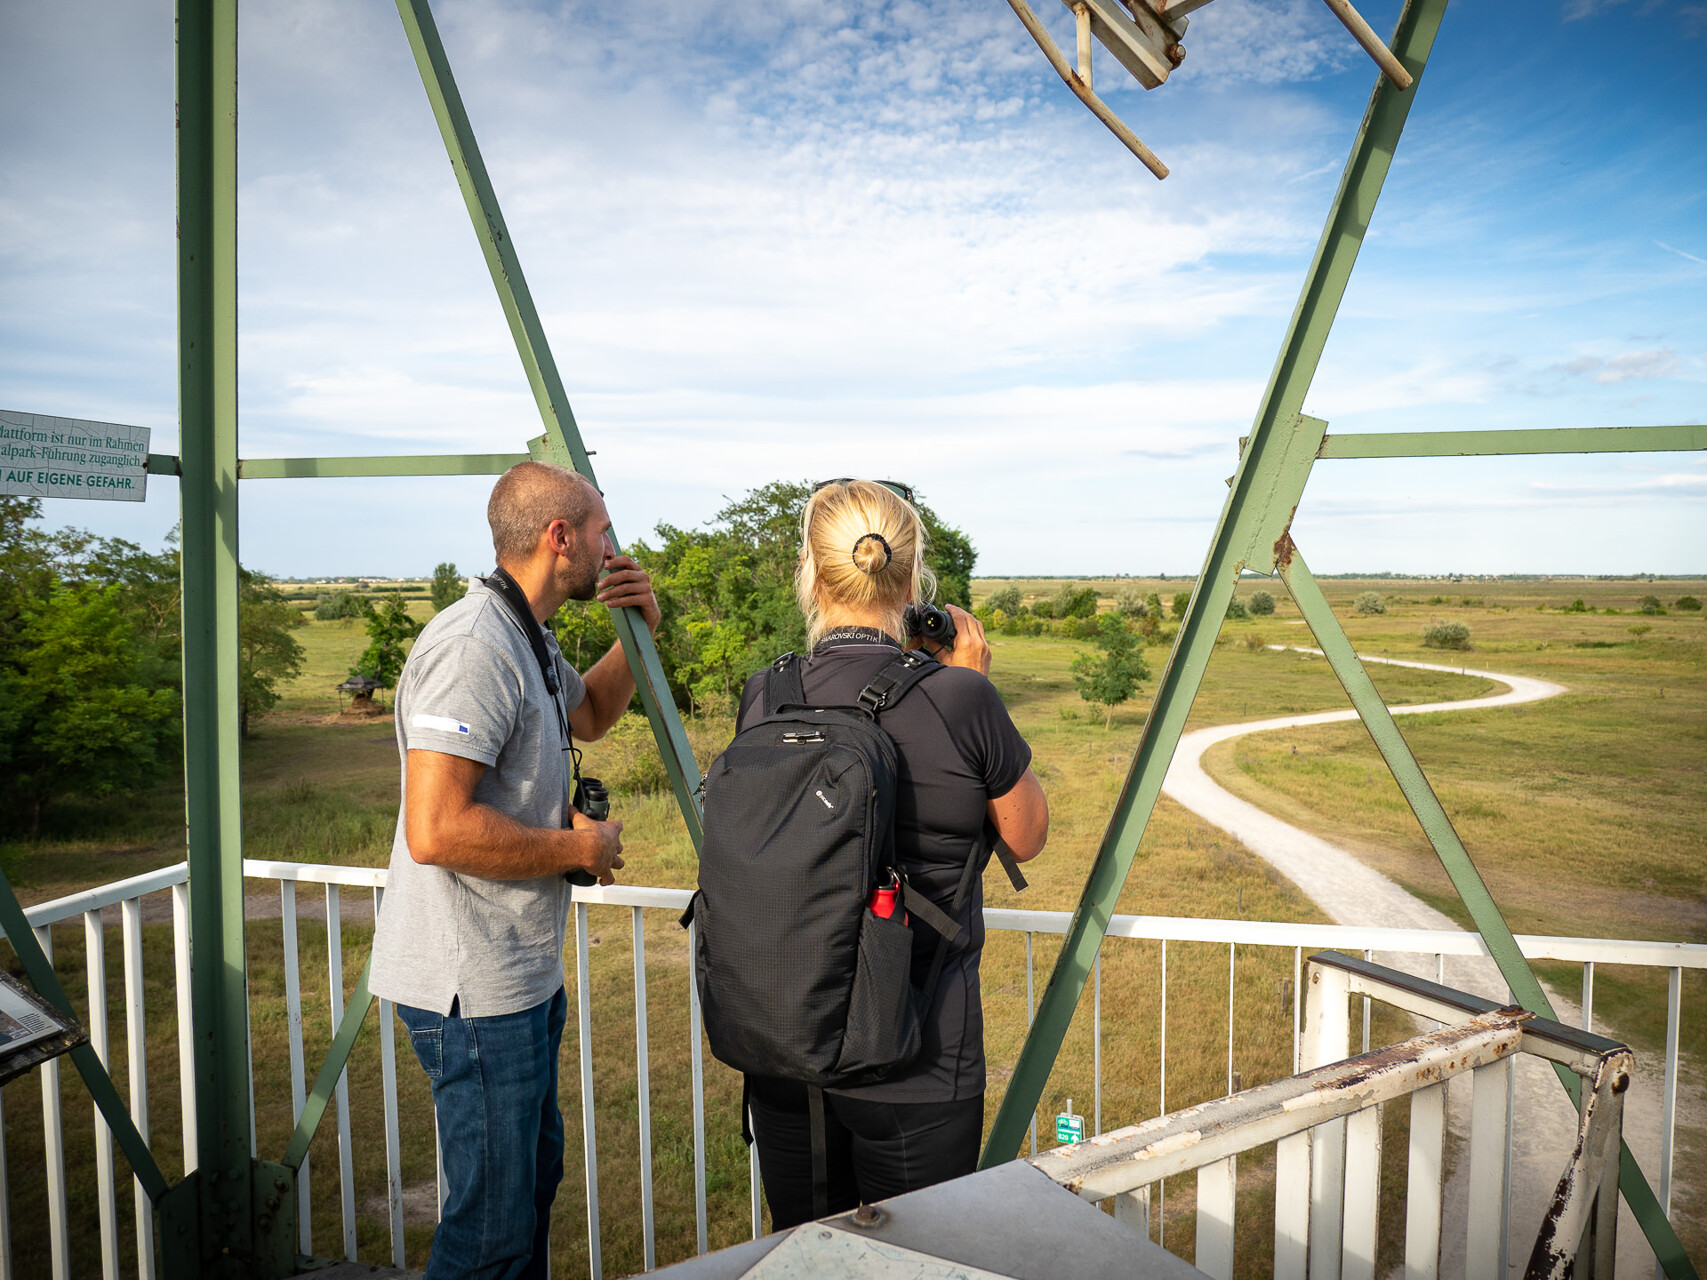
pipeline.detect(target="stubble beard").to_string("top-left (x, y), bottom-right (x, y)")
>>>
top-left (565, 544), bottom-right (602, 603)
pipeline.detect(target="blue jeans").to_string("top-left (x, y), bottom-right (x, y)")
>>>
top-left (398, 989), bottom-right (568, 1280)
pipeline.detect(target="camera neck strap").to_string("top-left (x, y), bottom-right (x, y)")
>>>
top-left (481, 567), bottom-right (572, 752)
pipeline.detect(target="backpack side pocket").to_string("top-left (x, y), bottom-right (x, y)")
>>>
top-left (834, 908), bottom-right (922, 1080)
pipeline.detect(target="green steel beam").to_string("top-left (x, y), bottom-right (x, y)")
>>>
top-left (0, 869), bottom-right (169, 1202)
top-left (1318, 423), bottom-right (1707, 458)
top-left (282, 960), bottom-right (375, 1172)
top-left (237, 452), bottom-right (529, 479)
top-left (174, 0), bottom-right (263, 1268)
top-left (146, 453), bottom-right (182, 476)
top-left (1277, 546), bottom-right (1696, 1277)
top-left (396, 0), bottom-right (704, 846)
top-left (981, 0), bottom-right (1448, 1168)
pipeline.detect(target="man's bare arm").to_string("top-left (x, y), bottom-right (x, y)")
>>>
top-left (406, 750), bottom-right (625, 884)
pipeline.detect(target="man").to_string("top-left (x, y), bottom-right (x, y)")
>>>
top-left (371, 461), bottom-right (659, 1279)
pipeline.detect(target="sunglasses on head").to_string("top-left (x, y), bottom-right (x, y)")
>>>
top-left (812, 477), bottom-right (916, 505)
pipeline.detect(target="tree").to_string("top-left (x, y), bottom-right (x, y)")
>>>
top-left (353, 592), bottom-right (423, 691)
top-left (1248, 589), bottom-right (1275, 616)
top-left (1170, 591), bottom-right (1190, 619)
top-left (239, 570), bottom-right (306, 736)
top-left (986, 586), bottom-right (1023, 615)
top-left (1071, 614), bottom-right (1151, 730)
top-left (1638, 594), bottom-right (1666, 615)
top-left (0, 581), bottom-right (181, 835)
top-left (634, 480), bottom-right (977, 713)
top-left (920, 506), bottom-right (975, 609)
top-left (431, 561), bottom-right (469, 612)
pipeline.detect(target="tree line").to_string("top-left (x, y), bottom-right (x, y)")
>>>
top-left (0, 498), bottom-right (307, 836)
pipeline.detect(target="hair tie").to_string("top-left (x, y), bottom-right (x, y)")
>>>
top-left (852, 533), bottom-right (893, 571)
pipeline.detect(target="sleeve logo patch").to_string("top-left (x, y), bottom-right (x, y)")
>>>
top-left (412, 714), bottom-right (472, 735)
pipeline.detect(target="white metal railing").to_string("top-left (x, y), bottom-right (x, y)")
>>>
top-left (1, 861), bottom-right (1701, 1278)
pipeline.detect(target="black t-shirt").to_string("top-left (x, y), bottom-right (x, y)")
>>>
top-left (736, 634), bottom-right (1032, 1101)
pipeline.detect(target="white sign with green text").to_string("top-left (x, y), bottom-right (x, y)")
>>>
top-left (1, 410), bottom-right (150, 503)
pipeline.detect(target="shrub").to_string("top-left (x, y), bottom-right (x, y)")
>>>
top-left (314, 590), bottom-right (368, 621)
top-left (1564, 598), bottom-right (1588, 613)
top-left (1029, 599), bottom-right (1054, 620)
top-left (1244, 633), bottom-right (1267, 652)
top-left (1052, 584), bottom-right (1099, 619)
top-left (1248, 590), bottom-right (1275, 616)
top-left (1627, 624), bottom-right (1652, 640)
top-left (1422, 620), bottom-right (1471, 650)
top-left (985, 586), bottom-right (1023, 615)
top-left (1114, 584), bottom-right (1149, 618)
top-left (1639, 595), bottom-right (1666, 615)
top-left (1675, 595), bottom-right (1702, 612)
top-left (1225, 597), bottom-right (1248, 620)
top-left (1354, 591), bottom-right (1386, 615)
top-left (1170, 592), bottom-right (1189, 619)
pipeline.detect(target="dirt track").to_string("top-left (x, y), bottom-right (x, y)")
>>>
top-left (1162, 647), bottom-right (1692, 1277)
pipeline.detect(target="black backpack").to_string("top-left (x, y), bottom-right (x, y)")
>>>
top-left (684, 649), bottom-right (976, 1091)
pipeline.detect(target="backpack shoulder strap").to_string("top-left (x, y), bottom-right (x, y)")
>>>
top-left (856, 650), bottom-right (938, 717)
top-left (763, 651), bottom-right (807, 714)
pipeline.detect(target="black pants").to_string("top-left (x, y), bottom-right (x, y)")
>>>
top-left (745, 1075), bottom-right (983, 1231)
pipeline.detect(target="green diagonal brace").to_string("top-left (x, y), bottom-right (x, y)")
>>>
top-left (1277, 547), bottom-right (1695, 1279)
top-left (0, 869), bottom-right (169, 1203)
top-left (396, 0), bottom-right (704, 847)
top-left (282, 957), bottom-right (375, 1172)
top-left (981, 0), bottom-right (1448, 1167)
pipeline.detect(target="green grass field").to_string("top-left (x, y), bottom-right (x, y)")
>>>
top-left (2, 576), bottom-right (1702, 1274)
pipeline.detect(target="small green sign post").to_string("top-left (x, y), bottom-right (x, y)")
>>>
top-left (1054, 1100), bottom-right (1085, 1146)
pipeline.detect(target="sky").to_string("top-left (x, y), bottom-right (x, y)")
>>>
top-left (2, 0), bottom-right (1704, 579)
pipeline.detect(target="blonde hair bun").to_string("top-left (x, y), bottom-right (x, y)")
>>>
top-left (852, 533), bottom-right (893, 574)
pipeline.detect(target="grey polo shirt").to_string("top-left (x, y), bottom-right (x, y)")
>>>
top-left (370, 580), bottom-right (586, 1018)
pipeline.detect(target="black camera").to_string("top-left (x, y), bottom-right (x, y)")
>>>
top-left (567, 774), bottom-right (611, 886)
top-left (903, 602), bottom-right (957, 647)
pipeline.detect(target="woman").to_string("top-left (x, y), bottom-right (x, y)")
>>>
top-left (736, 478), bottom-right (1049, 1228)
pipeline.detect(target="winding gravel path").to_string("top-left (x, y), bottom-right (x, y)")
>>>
top-left (1161, 648), bottom-right (1684, 1277)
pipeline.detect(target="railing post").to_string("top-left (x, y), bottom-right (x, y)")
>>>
top-left (1403, 1082), bottom-right (1445, 1280)
top-left (1466, 1058), bottom-right (1511, 1280)
top-left (1306, 960), bottom-right (1350, 1280)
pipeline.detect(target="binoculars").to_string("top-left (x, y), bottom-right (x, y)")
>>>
top-left (903, 602), bottom-right (957, 647)
top-left (567, 774), bottom-right (611, 887)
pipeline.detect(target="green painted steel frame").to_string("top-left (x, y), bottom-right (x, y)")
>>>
top-left (1317, 423), bottom-right (1706, 458)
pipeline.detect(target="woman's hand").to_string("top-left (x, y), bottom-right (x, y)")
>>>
top-left (936, 604), bottom-right (991, 675)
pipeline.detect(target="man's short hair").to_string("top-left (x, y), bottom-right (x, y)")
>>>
top-left (488, 462), bottom-right (599, 566)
